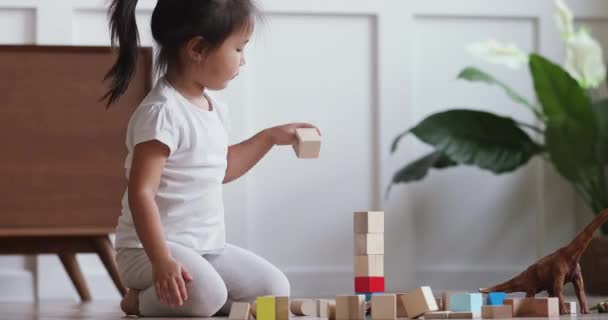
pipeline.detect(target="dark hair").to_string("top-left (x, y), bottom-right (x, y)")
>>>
top-left (103, 0), bottom-right (259, 107)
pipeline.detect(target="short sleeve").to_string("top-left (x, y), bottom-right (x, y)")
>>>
top-left (131, 104), bottom-right (179, 154)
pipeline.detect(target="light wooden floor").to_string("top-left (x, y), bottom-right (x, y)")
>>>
top-left (3, 301), bottom-right (608, 320)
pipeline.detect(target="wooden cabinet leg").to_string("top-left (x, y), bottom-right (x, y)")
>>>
top-left (93, 235), bottom-right (127, 297)
top-left (58, 253), bottom-right (91, 302)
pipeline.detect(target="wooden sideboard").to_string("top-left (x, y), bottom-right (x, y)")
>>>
top-left (0, 45), bottom-right (153, 301)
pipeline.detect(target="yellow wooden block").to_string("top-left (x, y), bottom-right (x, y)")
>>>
top-left (257, 296), bottom-right (276, 320)
top-left (400, 286), bottom-right (438, 318)
top-left (371, 294), bottom-right (396, 320)
top-left (230, 302), bottom-right (251, 320)
top-left (336, 295), bottom-right (365, 320)
top-left (354, 255), bottom-right (384, 277)
top-left (293, 128), bottom-right (321, 158)
top-left (354, 211), bottom-right (384, 233)
top-left (354, 233), bottom-right (384, 255)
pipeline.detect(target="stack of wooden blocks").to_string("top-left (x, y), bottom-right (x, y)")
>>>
top-left (354, 211), bottom-right (384, 299)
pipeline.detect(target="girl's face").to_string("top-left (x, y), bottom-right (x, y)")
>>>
top-left (192, 24), bottom-right (253, 90)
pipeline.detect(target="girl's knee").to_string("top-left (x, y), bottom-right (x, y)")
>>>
top-left (188, 283), bottom-right (228, 317)
top-left (264, 269), bottom-right (290, 296)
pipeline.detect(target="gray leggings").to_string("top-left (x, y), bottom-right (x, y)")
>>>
top-left (116, 243), bottom-right (290, 317)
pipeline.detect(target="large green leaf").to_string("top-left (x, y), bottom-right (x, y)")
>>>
top-left (391, 150), bottom-right (458, 184)
top-left (411, 109), bottom-right (542, 173)
top-left (545, 122), bottom-right (596, 182)
top-left (593, 99), bottom-right (608, 164)
top-left (529, 54), bottom-right (593, 124)
top-left (386, 150), bottom-right (458, 196)
top-left (530, 53), bottom-right (598, 184)
top-left (458, 67), bottom-right (539, 116)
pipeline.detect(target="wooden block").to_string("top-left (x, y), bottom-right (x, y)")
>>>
top-left (449, 311), bottom-right (480, 319)
top-left (448, 293), bottom-right (482, 313)
top-left (435, 298), bottom-right (443, 312)
top-left (257, 296), bottom-right (276, 320)
top-left (318, 299), bottom-right (330, 318)
top-left (293, 128), bottom-right (321, 158)
top-left (354, 255), bottom-right (384, 277)
top-left (564, 301), bottom-right (577, 314)
top-left (396, 293), bottom-right (408, 317)
top-left (371, 294), bottom-right (396, 320)
top-left (486, 292), bottom-right (507, 306)
top-left (291, 299), bottom-right (315, 316)
top-left (230, 302), bottom-right (251, 320)
top-left (481, 305), bottom-right (512, 319)
top-left (424, 311), bottom-right (451, 319)
top-left (276, 296), bottom-right (290, 320)
top-left (504, 298), bottom-right (559, 317)
top-left (354, 211), bottom-right (384, 233)
top-left (336, 295), bottom-right (365, 320)
top-left (251, 301), bottom-right (257, 318)
top-left (354, 233), bottom-right (384, 255)
top-left (354, 277), bottom-right (385, 292)
top-left (328, 300), bottom-right (336, 320)
top-left (400, 286), bottom-right (438, 318)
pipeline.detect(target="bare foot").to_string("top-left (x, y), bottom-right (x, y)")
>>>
top-left (120, 288), bottom-right (140, 316)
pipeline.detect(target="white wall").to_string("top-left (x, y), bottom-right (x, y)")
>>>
top-left (0, 0), bottom-right (606, 302)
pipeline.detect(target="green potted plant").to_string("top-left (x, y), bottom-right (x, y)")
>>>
top-left (389, 0), bottom-right (608, 294)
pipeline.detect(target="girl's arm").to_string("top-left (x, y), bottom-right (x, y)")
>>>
top-left (223, 123), bottom-right (319, 184)
top-left (128, 140), bottom-right (173, 264)
top-left (129, 140), bottom-right (192, 307)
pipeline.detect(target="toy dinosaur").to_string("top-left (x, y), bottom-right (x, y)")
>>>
top-left (479, 207), bottom-right (608, 315)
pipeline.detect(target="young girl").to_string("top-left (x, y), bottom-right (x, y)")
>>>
top-left (104, 0), bottom-right (320, 317)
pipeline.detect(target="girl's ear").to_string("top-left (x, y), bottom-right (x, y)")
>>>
top-left (186, 36), bottom-right (209, 63)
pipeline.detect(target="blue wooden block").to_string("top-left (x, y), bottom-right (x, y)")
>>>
top-left (449, 293), bottom-right (483, 312)
top-left (487, 292), bottom-right (507, 305)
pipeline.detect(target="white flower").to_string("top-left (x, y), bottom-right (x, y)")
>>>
top-left (467, 40), bottom-right (529, 69)
top-left (564, 27), bottom-right (607, 89)
top-left (555, 0), bottom-right (574, 40)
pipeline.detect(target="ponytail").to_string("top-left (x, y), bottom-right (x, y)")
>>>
top-left (102, 0), bottom-right (140, 108)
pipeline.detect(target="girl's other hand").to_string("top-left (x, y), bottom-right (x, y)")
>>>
top-left (266, 123), bottom-right (321, 146)
top-left (152, 256), bottom-right (193, 307)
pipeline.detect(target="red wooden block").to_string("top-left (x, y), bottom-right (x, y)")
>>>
top-left (355, 277), bottom-right (385, 292)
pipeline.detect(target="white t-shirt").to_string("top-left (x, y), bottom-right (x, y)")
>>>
top-left (114, 77), bottom-right (230, 254)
